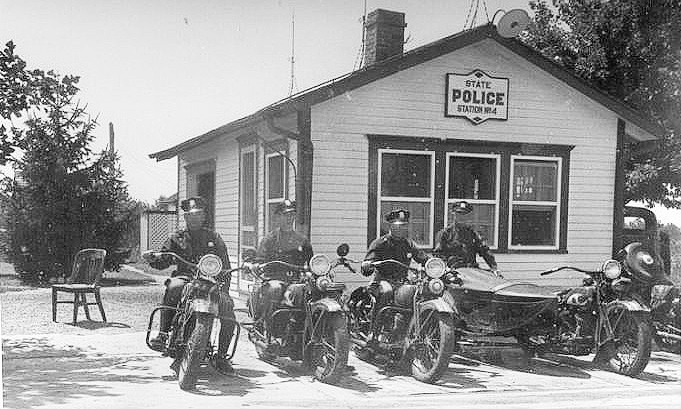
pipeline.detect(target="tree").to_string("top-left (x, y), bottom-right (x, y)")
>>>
top-left (1, 41), bottom-right (135, 279)
top-left (522, 0), bottom-right (681, 208)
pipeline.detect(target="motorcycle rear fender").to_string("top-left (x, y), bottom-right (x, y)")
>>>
top-left (418, 298), bottom-right (454, 314)
top-left (310, 297), bottom-right (344, 314)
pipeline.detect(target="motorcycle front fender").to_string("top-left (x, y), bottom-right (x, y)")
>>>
top-left (188, 297), bottom-right (219, 316)
top-left (418, 298), bottom-right (454, 314)
top-left (606, 298), bottom-right (651, 313)
top-left (310, 297), bottom-right (344, 314)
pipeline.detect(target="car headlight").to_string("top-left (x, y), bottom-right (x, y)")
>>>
top-left (310, 254), bottom-right (331, 276)
top-left (602, 259), bottom-right (622, 280)
top-left (198, 254), bottom-right (223, 277)
top-left (424, 257), bottom-right (446, 279)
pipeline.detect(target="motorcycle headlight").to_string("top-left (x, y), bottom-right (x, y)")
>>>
top-left (198, 254), bottom-right (223, 277)
top-left (424, 258), bottom-right (446, 279)
top-left (602, 259), bottom-right (622, 280)
top-left (428, 278), bottom-right (445, 294)
top-left (309, 254), bottom-right (331, 276)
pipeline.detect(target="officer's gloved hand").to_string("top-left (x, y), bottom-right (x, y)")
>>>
top-left (142, 251), bottom-right (159, 263)
top-left (360, 261), bottom-right (375, 277)
top-left (491, 268), bottom-right (503, 279)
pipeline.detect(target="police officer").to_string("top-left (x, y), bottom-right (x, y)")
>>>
top-left (256, 199), bottom-right (313, 266)
top-left (361, 209), bottom-right (429, 312)
top-left (144, 196), bottom-right (236, 374)
top-left (434, 200), bottom-right (499, 276)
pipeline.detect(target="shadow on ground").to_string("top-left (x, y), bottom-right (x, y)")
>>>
top-left (2, 338), bottom-right (157, 409)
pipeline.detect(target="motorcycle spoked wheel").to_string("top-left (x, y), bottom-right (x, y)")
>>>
top-left (177, 314), bottom-right (213, 390)
top-left (304, 313), bottom-right (349, 384)
top-left (402, 311), bottom-right (456, 383)
top-left (595, 308), bottom-right (652, 377)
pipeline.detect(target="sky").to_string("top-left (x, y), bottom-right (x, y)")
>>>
top-left (1, 0), bottom-right (680, 225)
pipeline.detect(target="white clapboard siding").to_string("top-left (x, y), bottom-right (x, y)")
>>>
top-left (310, 38), bottom-right (619, 286)
top-left (175, 112), bottom-right (299, 264)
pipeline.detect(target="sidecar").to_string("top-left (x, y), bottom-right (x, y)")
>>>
top-left (447, 267), bottom-right (558, 335)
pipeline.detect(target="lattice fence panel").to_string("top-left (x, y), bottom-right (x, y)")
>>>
top-left (147, 212), bottom-right (177, 250)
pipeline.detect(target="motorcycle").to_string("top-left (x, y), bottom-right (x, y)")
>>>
top-left (615, 242), bottom-right (681, 354)
top-left (342, 245), bottom-right (457, 383)
top-left (444, 257), bottom-right (653, 376)
top-left (242, 250), bottom-right (349, 384)
top-left (143, 251), bottom-right (241, 390)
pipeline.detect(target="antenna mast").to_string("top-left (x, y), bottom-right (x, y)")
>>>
top-left (288, 9), bottom-right (298, 96)
top-left (353, 0), bottom-right (368, 70)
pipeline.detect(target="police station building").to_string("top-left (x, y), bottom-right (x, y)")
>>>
top-left (150, 9), bottom-right (662, 294)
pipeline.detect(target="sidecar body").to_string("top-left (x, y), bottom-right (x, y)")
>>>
top-left (447, 267), bottom-right (558, 335)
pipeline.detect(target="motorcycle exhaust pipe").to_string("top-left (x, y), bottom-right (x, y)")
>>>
top-left (658, 331), bottom-right (681, 342)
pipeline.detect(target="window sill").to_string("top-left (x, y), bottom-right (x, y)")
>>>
top-left (497, 248), bottom-right (568, 255)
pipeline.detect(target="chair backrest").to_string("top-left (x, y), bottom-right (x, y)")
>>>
top-left (67, 248), bottom-right (107, 285)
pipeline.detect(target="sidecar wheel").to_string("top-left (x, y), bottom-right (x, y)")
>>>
top-left (596, 309), bottom-right (652, 377)
top-left (306, 313), bottom-right (349, 384)
top-left (178, 314), bottom-right (212, 390)
top-left (405, 311), bottom-right (456, 384)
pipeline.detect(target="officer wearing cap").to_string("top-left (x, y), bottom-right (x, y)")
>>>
top-left (434, 200), bottom-right (499, 276)
top-left (361, 208), bottom-right (429, 310)
top-left (143, 196), bottom-right (236, 374)
top-left (255, 199), bottom-right (313, 267)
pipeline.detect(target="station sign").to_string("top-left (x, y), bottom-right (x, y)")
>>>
top-left (445, 70), bottom-right (509, 125)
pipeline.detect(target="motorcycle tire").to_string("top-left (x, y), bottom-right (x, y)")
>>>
top-left (404, 311), bottom-right (456, 384)
top-left (595, 309), bottom-right (652, 377)
top-left (177, 314), bottom-right (212, 390)
top-left (305, 313), bottom-right (349, 384)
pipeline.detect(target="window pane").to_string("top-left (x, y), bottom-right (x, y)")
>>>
top-left (381, 153), bottom-right (431, 198)
top-left (623, 216), bottom-right (646, 231)
top-left (511, 205), bottom-right (556, 246)
top-left (241, 230), bottom-right (256, 248)
top-left (380, 201), bottom-right (430, 246)
top-left (268, 156), bottom-right (284, 198)
top-left (447, 203), bottom-right (495, 246)
top-left (268, 202), bottom-right (282, 231)
top-left (241, 152), bottom-right (256, 226)
top-left (449, 156), bottom-right (496, 200)
top-left (513, 160), bottom-right (557, 202)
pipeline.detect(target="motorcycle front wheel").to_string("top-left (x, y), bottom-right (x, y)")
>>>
top-left (304, 312), bottom-right (349, 384)
top-left (596, 308), bottom-right (652, 376)
top-left (404, 311), bottom-right (456, 383)
top-left (177, 313), bottom-right (212, 390)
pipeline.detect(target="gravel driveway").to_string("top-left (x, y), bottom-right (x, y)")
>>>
top-left (1, 283), bottom-right (164, 336)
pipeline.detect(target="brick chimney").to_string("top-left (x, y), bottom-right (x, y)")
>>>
top-left (363, 9), bottom-right (406, 67)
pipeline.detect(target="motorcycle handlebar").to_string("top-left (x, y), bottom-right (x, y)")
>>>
top-left (540, 266), bottom-right (596, 276)
top-left (370, 259), bottom-right (421, 272)
top-left (145, 251), bottom-right (242, 276)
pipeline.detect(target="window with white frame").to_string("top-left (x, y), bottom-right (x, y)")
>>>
top-left (446, 153), bottom-right (500, 248)
top-left (377, 149), bottom-right (435, 247)
top-left (266, 153), bottom-right (286, 231)
top-left (509, 156), bottom-right (561, 249)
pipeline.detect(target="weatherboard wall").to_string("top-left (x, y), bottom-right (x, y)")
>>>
top-left (310, 39), bottom-right (619, 287)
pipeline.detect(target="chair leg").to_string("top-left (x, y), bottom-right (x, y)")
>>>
top-left (72, 293), bottom-right (80, 324)
top-left (82, 293), bottom-right (91, 320)
top-left (95, 289), bottom-right (107, 322)
top-left (52, 288), bottom-right (58, 322)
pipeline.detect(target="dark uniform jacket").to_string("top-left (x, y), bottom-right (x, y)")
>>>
top-left (365, 234), bottom-right (428, 283)
top-left (434, 223), bottom-right (497, 269)
top-left (256, 228), bottom-right (313, 268)
top-left (151, 228), bottom-right (230, 277)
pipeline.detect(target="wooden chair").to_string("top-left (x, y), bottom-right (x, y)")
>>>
top-left (52, 248), bottom-right (107, 323)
